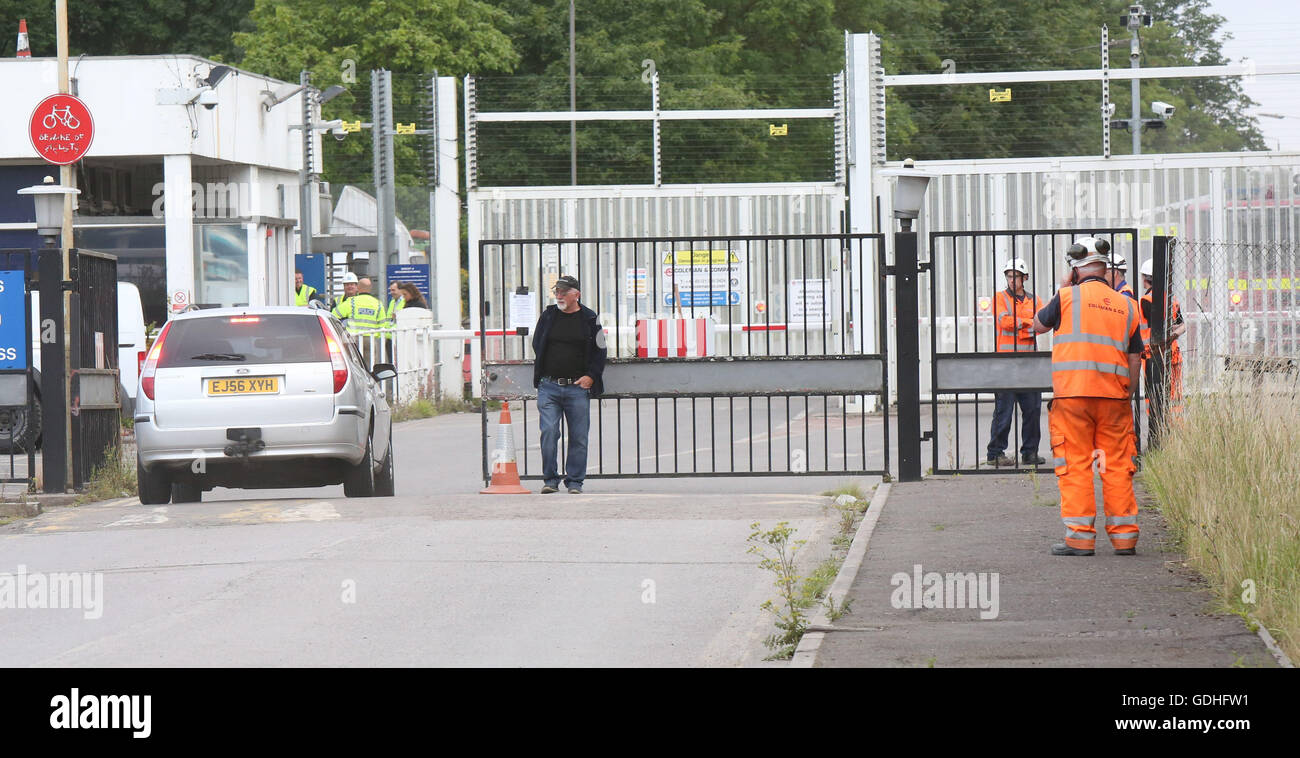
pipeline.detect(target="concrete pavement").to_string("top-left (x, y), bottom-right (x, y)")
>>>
top-left (807, 474), bottom-right (1280, 667)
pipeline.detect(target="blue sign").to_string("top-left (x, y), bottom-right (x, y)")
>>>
top-left (387, 264), bottom-right (431, 302)
top-left (0, 269), bottom-right (27, 370)
top-left (294, 253), bottom-right (328, 297)
top-left (664, 291), bottom-right (741, 307)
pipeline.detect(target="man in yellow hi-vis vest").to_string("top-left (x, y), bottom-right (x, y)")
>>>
top-left (294, 270), bottom-right (319, 306)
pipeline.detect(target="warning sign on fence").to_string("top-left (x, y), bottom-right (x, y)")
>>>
top-left (788, 279), bottom-right (830, 324)
top-left (660, 247), bottom-right (746, 307)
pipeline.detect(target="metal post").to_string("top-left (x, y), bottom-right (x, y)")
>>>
top-left (570, 0), bottom-right (577, 185)
top-left (1147, 236), bottom-right (1170, 448)
top-left (652, 71), bottom-right (661, 187)
top-left (1101, 25), bottom-right (1111, 159)
top-left (1130, 20), bottom-right (1142, 155)
top-left (38, 248), bottom-right (66, 493)
top-left (299, 71), bottom-right (314, 257)
top-left (57, 0), bottom-right (74, 488)
top-left (895, 229), bottom-right (922, 481)
top-left (372, 70), bottom-right (387, 281)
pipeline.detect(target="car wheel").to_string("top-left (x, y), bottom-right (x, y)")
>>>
top-left (0, 394), bottom-right (41, 453)
top-left (171, 479), bottom-right (202, 503)
top-left (343, 435), bottom-right (376, 497)
top-left (374, 431), bottom-right (395, 497)
top-left (137, 458), bottom-right (171, 505)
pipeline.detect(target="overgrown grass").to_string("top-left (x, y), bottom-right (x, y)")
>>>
top-left (1141, 368), bottom-right (1300, 663)
top-left (76, 447), bottom-right (138, 505)
top-left (392, 396), bottom-right (501, 422)
top-left (820, 481), bottom-right (868, 500)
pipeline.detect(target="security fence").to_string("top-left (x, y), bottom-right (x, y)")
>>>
top-left (927, 228), bottom-right (1140, 474)
top-left (476, 233), bottom-right (890, 481)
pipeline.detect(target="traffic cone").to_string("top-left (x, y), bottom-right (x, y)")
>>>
top-left (16, 19), bottom-right (30, 58)
top-left (480, 402), bottom-right (531, 494)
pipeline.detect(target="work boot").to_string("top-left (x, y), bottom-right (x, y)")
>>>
top-left (1021, 453), bottom-right (1046, 466)
top-left (1114, 547), bottom-right (1136, 556)
top-left (1051, 542), bottom-right (1094, 556)
top-left (987, 454), bottom-right (1016, 467)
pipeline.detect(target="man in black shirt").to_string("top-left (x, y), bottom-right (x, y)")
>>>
top-left (531, 275), bottom-right (607, 493)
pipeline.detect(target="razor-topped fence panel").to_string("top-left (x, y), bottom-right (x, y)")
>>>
top-left (927, 228), bottom-right (1140, 475)
top-left (478, 233), bottom-right (888, 481)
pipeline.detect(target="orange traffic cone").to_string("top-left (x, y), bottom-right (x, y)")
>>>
top-left (480, 402), bottom-right (531, 494)
top-left (16, 19), bottom-right (30, 58)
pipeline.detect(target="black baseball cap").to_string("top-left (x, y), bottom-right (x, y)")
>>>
top-left (554, 275), bottom-right (580, 291)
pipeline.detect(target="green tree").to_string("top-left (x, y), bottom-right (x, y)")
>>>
top-left (0, 0), bottom-right (254, 59)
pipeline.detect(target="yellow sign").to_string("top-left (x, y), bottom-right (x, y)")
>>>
top-left (769, 123), bottom-right (788, 137)
top-left (1184, 277), bottom-right (1294, 291)
top-left (341, 120), bottom-right (362, 133)
top-left (663, 250), bottom-right (740, 265)
top-left (989, 88), bottom-right (1012, 103)
top-left (396, 123), bottom-right (416, 135)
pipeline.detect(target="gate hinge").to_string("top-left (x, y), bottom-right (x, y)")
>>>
top-left (918, 260), bottom-right (932, 273)
top-left (921, 430), bottom-right (934, 442)
top-left (883, 265), bottom-right (895, 277)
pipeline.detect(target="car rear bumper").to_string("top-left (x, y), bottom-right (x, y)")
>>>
top-left (135, 410), bottom-right (367, 471)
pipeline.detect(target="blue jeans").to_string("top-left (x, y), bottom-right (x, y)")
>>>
top-left (987, 391), bottom-right (1042, 460)
top-left (537, 380), bottom-right (591, 488)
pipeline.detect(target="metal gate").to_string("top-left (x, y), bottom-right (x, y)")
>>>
top-left (927, 228), bottom-right (1139, 474)
top-left (478, 233), bottom-right (889, 481)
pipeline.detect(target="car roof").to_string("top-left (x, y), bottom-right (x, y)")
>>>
top-left (167, 306), bottom-right (330, 322)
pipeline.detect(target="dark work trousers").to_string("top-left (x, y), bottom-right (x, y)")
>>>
top-left (987, 391), bottom-right (1043, 460)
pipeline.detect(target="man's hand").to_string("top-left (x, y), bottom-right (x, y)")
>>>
top-left (576, 375), bottom-right (594, 389)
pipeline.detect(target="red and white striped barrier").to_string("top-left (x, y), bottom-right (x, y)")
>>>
top-left (636, 317), bottom-right (717, 357)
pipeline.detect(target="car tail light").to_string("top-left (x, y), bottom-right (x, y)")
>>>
top-left (318, 317), bottom-right (348, 393)
top-left (140, 321), bottom-right (173, 401)
top-left (137, 350), bottom-right (146, 376)
top-left (229, 316), bottom-right (261, 324)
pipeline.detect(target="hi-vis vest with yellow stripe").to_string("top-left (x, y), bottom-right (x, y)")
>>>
top-left (1139, 290), bottom-right (1182, 363)
top-left (294, 284), bottom-right (317, 306)
top-left (1051, 281), bottom-right (1139, 399)
top-left (994, 290), bottom-right (1043, 352)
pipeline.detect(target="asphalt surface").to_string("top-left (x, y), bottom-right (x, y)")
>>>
top-left (0, 412), bottom-right (852, 667)
top-left (812, 475), bottom-right (1278, 668)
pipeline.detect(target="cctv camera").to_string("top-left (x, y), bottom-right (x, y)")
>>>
top-left (1152, 101), bottom-right (1175, 119)
top-left (197, 89), bottom-right (219, 110)
top-left (332, 127), bottom-right (347, 142)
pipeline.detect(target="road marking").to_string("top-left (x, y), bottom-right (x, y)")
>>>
top-left (105, 507), bottom-right (169, 527)
top-left (279, 502), bottom-right (341, 522)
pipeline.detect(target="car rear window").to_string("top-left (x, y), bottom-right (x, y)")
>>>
top-left (158, 315), bottom-right (328, 368)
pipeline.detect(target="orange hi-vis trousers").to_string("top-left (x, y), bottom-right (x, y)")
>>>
top-left (1049, 397), bottom-right (1139, 551)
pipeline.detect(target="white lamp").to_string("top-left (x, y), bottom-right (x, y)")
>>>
top-left (878, 158), bottom-right (933, 232)
top-left (18, 176), bottom-right (80, 245)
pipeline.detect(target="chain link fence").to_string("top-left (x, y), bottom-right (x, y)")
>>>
top-left (1168, 239), bottom-right (1299, 388)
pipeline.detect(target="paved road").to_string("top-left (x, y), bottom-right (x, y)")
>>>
top-left (1, 413), bottom-right (853, 667)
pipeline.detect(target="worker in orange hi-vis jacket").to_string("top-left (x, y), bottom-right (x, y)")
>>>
top-left (1139, 259), bottom-right (1186, 414)
top-left (986, 257), bottom-right (1046, 467)
top-left (1033, 237), bottom-right (1144, 557)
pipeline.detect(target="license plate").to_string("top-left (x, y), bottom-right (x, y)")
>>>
top-left (207, 377), bottom-right (279, 395)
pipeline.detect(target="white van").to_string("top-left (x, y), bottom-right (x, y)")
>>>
top-left (0, 282), bottom-right (148, 450)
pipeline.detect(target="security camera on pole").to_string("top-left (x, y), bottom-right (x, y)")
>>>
top-left (1102, 5), bottom-right (1173, 156)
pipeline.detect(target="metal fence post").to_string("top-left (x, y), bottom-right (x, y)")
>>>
top-left (1147, 235), bottom-right (1170, 449)
top-left (895, 230), bottom-right (922, 481)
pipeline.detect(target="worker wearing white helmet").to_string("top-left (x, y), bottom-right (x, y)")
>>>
top-left (986, 256), bottom-right (1045, 467)
top-left (1103, 245), bottom-right (1138, 301)
top-left (331, 271), bottom-right (361, 319)
top-left (1032, 237), bottom-right (1144, 556)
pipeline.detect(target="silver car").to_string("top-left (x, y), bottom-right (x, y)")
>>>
top-left (134, 306), bottom-right (396, 503)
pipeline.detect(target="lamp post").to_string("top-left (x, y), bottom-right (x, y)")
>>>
top-left (878, 160), bottom-right (932, 482)
top-left (17, 176), bottom-right (80, 493)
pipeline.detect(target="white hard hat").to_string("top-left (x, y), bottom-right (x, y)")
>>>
top-left (1002, 258), bottom-right (1028, 275)
top-left (1108, 250), bottom-right (1127, 270)
top-left (341, 272), bottom-right (359, 284)
top-left (1066, 237), bottom-right (1111, 268)
top-left (1140, 259), bottom-right (1153, 278)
